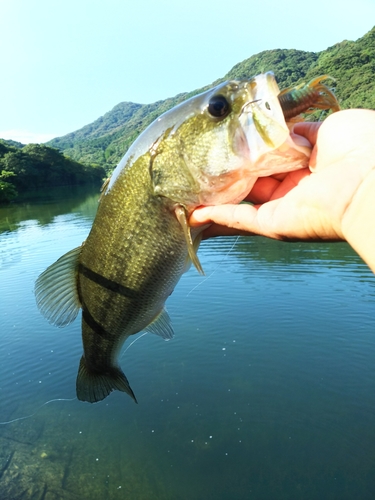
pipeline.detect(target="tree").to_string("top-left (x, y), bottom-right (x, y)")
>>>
top-left (0, 170), bottom-right (18, 203)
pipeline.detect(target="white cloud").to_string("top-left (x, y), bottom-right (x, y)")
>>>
top-left (0, 130), bottom-right (57, 144)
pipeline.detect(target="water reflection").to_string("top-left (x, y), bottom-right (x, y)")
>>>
top-left (0, 188), bottom-right (375, 499)
top-left (202, 234), bottom-right (375, 290)
top-left (0, 184), bottom-right (100, 234)
top-left (205, 233), bottom-right (358, 268)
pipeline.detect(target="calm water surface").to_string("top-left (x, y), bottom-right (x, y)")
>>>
top-left (0, 187), bottom-right (374, 499)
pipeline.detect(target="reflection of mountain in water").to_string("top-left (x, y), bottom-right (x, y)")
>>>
top-left (234, 236), bottom-right (356, 267)
top-left (202, 235), bottom-right (375, 287)
top-left (0, 185), bottom-right (99, 234)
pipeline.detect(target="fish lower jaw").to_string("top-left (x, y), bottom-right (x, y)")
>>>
top-left (197, 171), bottom-right (258, 206)
top-left (253, 146), bottom-right (310, 176)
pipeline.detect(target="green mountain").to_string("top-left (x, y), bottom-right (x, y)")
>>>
top-left (0, 140), bottom-right (105, 203)
top-left (49, 26), bottom-right (375, 173)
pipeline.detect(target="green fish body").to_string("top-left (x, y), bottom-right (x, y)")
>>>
top-left (35, 72), bottom-right (309, 403)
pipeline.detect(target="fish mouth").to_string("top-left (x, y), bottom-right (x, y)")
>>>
top-left (239, 73), bottom-right (289, 162)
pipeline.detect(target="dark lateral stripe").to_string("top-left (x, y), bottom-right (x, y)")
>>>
top-left (79, 264), bottom-right (139, 299)
top-left (82, 305), bottom-right (111, 339)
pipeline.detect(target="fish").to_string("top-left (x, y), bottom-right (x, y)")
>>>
top-left (35, 72), bottom-right (339, 404)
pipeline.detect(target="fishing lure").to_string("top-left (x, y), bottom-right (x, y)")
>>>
top-left (278, 75), bottom-right (340, 120)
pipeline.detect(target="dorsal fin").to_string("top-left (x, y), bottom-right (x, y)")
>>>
top-left (35, 246), bottom-right (82, 327)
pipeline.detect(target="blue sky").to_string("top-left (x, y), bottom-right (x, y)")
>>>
top-left (1, 0), bottom-right (374, 144)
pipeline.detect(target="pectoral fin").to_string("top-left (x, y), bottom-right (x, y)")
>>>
top-left (174, 205), bottom-right (204, 275)
top-left (35, 246), bottom-right (82, 327)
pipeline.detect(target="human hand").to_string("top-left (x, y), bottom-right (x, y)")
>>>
top-left (190, 109), bottom-right (375, 245)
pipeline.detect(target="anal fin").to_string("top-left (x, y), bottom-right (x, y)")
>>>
top-left (145, 307), bottom-right (174, 340)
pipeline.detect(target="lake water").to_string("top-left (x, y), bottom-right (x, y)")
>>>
top-left (0, 186), bottom-right (374, 499)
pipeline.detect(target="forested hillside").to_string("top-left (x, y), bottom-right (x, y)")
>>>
top-left (48, 26), bottom-right (375, 172)
top-left (2, 26), bottom-right (374, 204)
top-left (0, 141), bottom-right (105, 203)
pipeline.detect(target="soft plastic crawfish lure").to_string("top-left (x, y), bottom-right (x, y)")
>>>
top-left (278, 75), bottom-right (340, 121)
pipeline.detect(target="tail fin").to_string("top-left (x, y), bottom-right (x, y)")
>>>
top-left (76, 356), bottom-right (137, 403)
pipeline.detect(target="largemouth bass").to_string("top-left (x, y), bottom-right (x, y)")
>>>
top-left (35, 72), bottom-right (338, 403)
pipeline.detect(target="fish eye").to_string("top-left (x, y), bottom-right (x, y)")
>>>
top-left (207, 95), bottom-right (231, 118)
